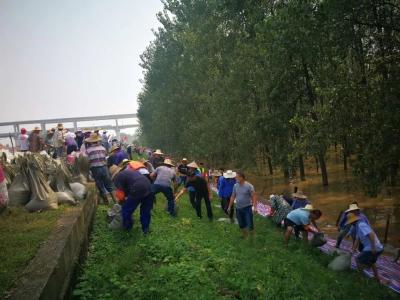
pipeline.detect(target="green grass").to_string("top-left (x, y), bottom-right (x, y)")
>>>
top-left (74, 196), bottom-right (397, 300)
top-left (0, 207), bottom-right (66, 297)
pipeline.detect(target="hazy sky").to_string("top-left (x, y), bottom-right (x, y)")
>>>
top-left (0, 0), bottom-right (163, 123)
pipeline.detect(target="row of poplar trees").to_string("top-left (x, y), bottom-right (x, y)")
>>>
top-left (137, 0), bottom-right (400, 196)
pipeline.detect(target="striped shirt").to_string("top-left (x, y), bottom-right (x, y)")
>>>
top-left (86, 144), bottom-right (107, 167)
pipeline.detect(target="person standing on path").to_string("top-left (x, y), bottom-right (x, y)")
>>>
top-left (150, 149), bottom-right (165, 169)
top-left (28, 127), bottom-right (44, 153)
top-left (75, 129), bottom-right (84, 149)
top-left (177, 158), bottom-right (189, 186)
top-left (16, 128), bottom-right (29, 152)
top-left (175, 170), bottom-right (214, 221)
top-left (218, 170), bottom-right (236, 222)
top-left (347, 213), bottom-right (384, 282)
top-left (110, 165), bottom-right (154, 234)
top-left (85, 133), bottom-right (115, 204)
top-left (65, 129), bottom-right (78, 154)
top-left (53, 123), bottom-right (66, 158)
top-left (107, 144), bottom-right (129, 167)
top-left (151, 159), bottom-right (177, 216)
top-left (227, 171), bottom-right (257, 239)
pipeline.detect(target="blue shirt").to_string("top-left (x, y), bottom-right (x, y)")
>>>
top-left (218, 177), bottom-right (236, 198)
top-left (339, 211), bottom-right (370, 229)
top-left (287, 208), bottom-right (310, 225)
top-left (113, 169), bottom-right (152, 199)
top-left (108, 150), bottom-right (129, 166)
top-left (350, 221), bottom-right (383, 252)
top-left (291, 198), bottom-right (310, 210)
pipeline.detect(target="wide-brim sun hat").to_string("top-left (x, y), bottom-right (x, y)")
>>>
top-left (109, 165), bottom-right (122, 180)
top-left (345, 203), bottom-right (360, 213)
top-left (345, 213), bottom-right (360, 225)
top-left (187, 161), bottom-right (199, 169)
top-left (182, 158), bottom-right (188, 161)
top-left (301, 204), bottom-right (314, 211)
top-left (163, 159), bottom-right (175, 167)
top-left (110, 144), bottom-right (121, 153)
top-left (85, 133), bottom-right (102, 143)
top-left (223, 170), bottom-right (237, 179)
top-left (154, 149), bottom-right (163, 155)
top-left (33, 126), bottom-right (41, 131)
top-left (57, 123), bottom-right (64, 129)
top-left (292, 191), bottom-right (307, 199)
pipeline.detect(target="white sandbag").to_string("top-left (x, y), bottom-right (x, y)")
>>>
top-left (8, 173), bottom-right (31, 206)
top-left (328, 252), bottom-right (352, 271)
top-left (0, 180), bottom-right (9, 213)
top-left (70, 182), bottom-right (87, 200)
top-left (108, 213), bottom-right (123, 230)
top-left (56, 192), bottom-right (77, 206)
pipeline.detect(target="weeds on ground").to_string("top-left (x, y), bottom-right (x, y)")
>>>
top-left (74, 196), bottom-right (397, 300)
top-left (0, 207), bottom-right (65, 296)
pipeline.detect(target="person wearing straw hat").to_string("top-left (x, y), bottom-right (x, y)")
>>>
top-left (284, 204), bottom-right (322, 246)
top-left (109, 165), bottom-right (154, 234)
top-left (335, 202), bottom-right (370, 249)
top-left (150, 158), bottom-right (177, 216)
top-left (85, 133), bottom-right (115, 204)
top-left (28, 126), bottom-right (44, 153)
top-left (53, 123), bottom-right (66, 158)
top-left (218, 170), bottom-right (237, 221)
top-left (227, 171), bottom-right (257, 239)
top-left (150, 149), bottom-right (164, 169)
top-left (177, 158), bottom-right (189, 186)
top-left (347, 213), bottom-right (384, 282)
top-left (290, 191), bottom-right (310, 210)
top-left (107, 144), bottom-right (129, 167)
top-left (184, 161), bottom-right (202, 209)
top-left (175, 166), bottom-right (214, 221)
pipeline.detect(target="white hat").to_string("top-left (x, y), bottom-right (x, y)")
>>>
top-left (301, 204), bottom-right (314, 211)
top-left (187, 161), bottom-right (199, 169)
top-left (345, 203), bottom-right (360, 213)
top-left (163, 158), bottom-right (175, 167)
top-left (154, 149), bottom-right (163, 155)
top-left (223, 170), bottom-right (236, 179)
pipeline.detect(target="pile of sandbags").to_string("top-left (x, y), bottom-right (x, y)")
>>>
top-left (5, 153), bottom-right (89, 212)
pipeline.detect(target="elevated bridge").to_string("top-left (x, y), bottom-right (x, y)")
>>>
top-left (0, 113), bottom-right (138, 139)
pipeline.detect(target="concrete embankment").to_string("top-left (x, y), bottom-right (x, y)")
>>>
top-left (6, 187), bottom-right (97, 300)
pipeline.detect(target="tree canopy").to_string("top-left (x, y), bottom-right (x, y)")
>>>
top-left (138, 0), bottom-right (400, 196)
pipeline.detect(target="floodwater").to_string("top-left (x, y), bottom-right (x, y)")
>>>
top-left (248, 154), bottom-right (400, 249)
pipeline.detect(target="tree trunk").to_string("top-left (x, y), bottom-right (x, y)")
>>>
top-left (315, 156), bottom-right (319, 173)
top-left (318, 152), bottom-right (329, 186)
top-left (390, 163), bottom-right (398, 186)
top-left (267, 156), bottom-right (273, 175)
top-left (283, 168), bottom-right (290, 180)
top-left (299, 154), bottom-right (306, 181)
top-left (343, 151), bottom-right (348, 171)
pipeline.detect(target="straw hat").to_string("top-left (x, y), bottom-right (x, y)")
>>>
top-left (182, 158), bottom-right (188, 161)
top-left (109, 165), bottom-right (122, 180)
top-left (110, 144), bottom-right (121, 153)
top-left (223, 170), bottom-right (237, 179)
top-left (187, 161), bottom-right (199, 169)
top-left (301, 204), bottom-right (314, 211)
top-left (163, 158), bottom-right (175, 167)
top-left (292, 191), bottom-right (307, 199)
top-left (211, 170), bottom-right (222, 177)
top-left (345, 213), bottom-right (360, 225)
top-left (154, 149), bottom-right (163, 155)
top-left (33, 126), bottom-right (41, 131)
top-left (57, 123), bottom-right (64, 129)
top-left (345, 203), bottom-right (360, 213)
top-left (85, 133), bottom-right (101, 143)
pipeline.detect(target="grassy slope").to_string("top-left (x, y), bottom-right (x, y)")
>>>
top-left (74, 196), bottom-right (397, 300)
top-left (0, 207), bottom-right (65, 296)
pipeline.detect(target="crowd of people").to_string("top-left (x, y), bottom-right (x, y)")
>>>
top-left (9, 130), bottom-right (389, 282)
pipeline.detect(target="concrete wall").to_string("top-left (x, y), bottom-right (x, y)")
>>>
top-left (7, 189), bottom-right (97, 300)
